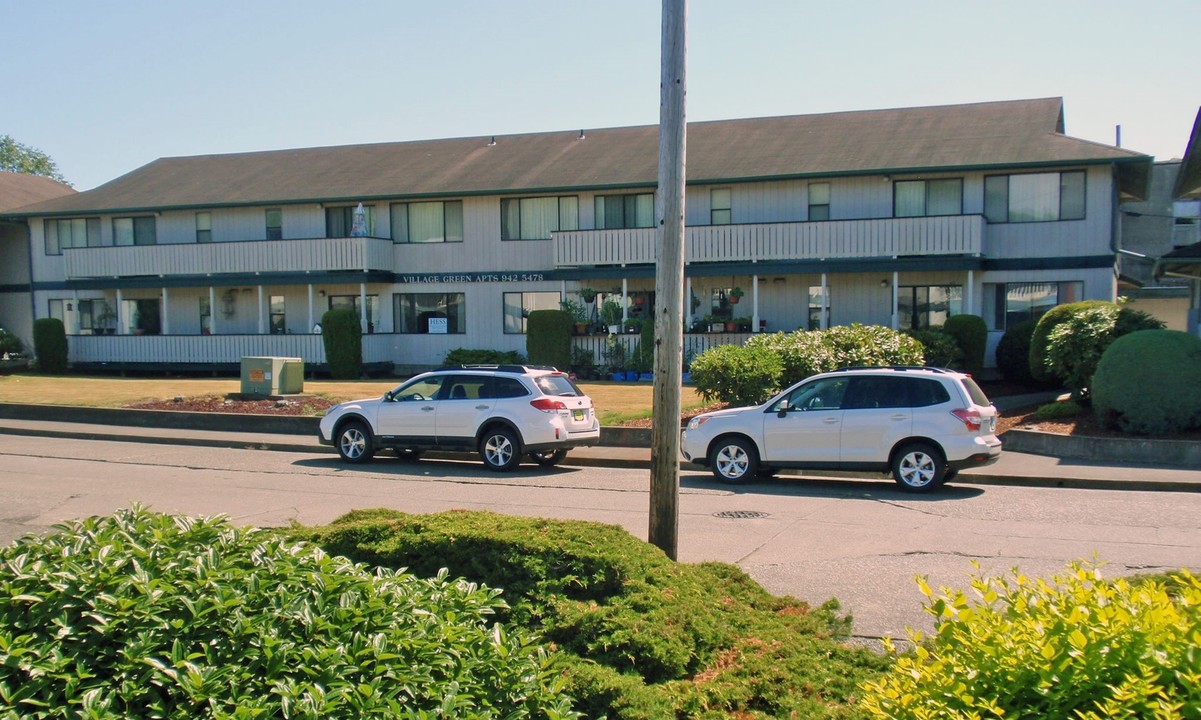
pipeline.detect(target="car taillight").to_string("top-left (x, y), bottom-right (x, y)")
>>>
top-left (950, 408), bottom-right (983, 432)
top-left (530, 398), bottom-right (567, 413)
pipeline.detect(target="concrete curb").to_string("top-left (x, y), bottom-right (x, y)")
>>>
top-left (1002, 429), bottom-right (1201, 469)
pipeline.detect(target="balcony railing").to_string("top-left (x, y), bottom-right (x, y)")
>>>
top-left (63, 237), bottom-right (394, 280)
top-left (552, 215), bottom-right (984, 267)
top-left (67, 333), bottom-right (396, 366)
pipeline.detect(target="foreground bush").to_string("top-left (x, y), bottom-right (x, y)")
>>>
top-left (745, 324), bottom-right (924, 389)
top-left (861, 561), bottom-right (1201, 719)
top-left (31, 318), bottom-right (67, 374)
top-left (994, 319), bottom-right (1038, 384)
top-left (1028, 300), bottom-right (1109, 382)
top-left (0, 507), bottom-right (577, 719)
top-left (689, 342), bottom-right (783, 405)
top-left (306, 509), bottom-right (890, 720)
top-left (1093, 329), bottom-right (1201, 435)
top-left (527, 309), bottom-right (572, 371)
top-left (903, 328), bottom-right (962, 370)
top-left (1046, 305), bottom-right (1166, 401)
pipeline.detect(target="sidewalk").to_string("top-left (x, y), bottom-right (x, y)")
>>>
top-left (2, 413), bottom-right (1199, 493)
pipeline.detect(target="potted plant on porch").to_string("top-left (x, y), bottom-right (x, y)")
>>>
top-left (560, 298), bottom-right (589, 335)
top-left (728, 286), bottom-right (744, 305)
top-left (600, 298), bottom-right (623, 334)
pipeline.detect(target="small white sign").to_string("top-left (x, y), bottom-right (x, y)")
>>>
top-left (428, 317), bottom-right (448, 334)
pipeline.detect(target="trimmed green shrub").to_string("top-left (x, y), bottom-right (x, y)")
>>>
top-left (1045, 304), bottom-right (1167, 401)
top-left (746, 330), bottom-right (832, 387)
top-left (689, 343), bottom-right (783, 405)
top-left (0, 507), bottom-right (578, 719)
top-left (746, 324), bottom-right (924, 388)
top-left (1028, 300), bottom-right (1109, 382)
top-left (941, 314), bottom-right (987, 376)
top-left (0, 327), bottom-right (23, 356)
top-left (1032, 398), bottom-right (1084, 420)
top-left (527, 309), bottom-right (572, 370)
top-left (305, 509), bottom-right (890, 720)
top-left (320, 307), bottom-right (362, 379)
top-left (861, 561), bottom-right (1201, 719)
top-left (1093, 329), bottom-right (1201, 434)
top-left (31, 317), bottom-right (67, 373)
top-left (443, 347), bottom-right (527, 365)
top-left (994, 319), bottom-right (1038, 384)
top-left (904, 328), bottom-right (962, 369)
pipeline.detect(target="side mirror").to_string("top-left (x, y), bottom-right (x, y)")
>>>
top-left (776, 399), bottom-right (789, 417)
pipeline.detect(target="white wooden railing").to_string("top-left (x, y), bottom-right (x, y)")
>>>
top-left (63, 237), bottom-right (394, 279)
top-left (553, 215), bottom-right (984, 267)
top-left (570, 331), bottom-right (753, 370)
top-left (67, 333), bottom-right (396, 366)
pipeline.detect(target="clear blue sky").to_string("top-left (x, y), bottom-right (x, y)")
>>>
top-left (5, 0), bottom-right (1197, 191)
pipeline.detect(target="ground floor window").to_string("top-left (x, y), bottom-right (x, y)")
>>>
top-left (808, 286), bottom-right (829, 330)
top-left (328, 294), bottom-right (379, 333)
top-left (503, 291), bottom-right (560, 334)
top-left (983, 281), bottom-right (1082, 330)
top-left (898, 285), bottom-right (962, 330)
top-left (270, 295), bottom-right (286, 334)
top-left (200, 297), bottom-right (212, 334)
top-left (123, 299), bottom-right (161, 335)
top-left (394, 292), bottom-right (465, 334)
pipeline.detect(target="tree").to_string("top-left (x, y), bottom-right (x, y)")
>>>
top-left (0, 134), bottom-right (70, 185)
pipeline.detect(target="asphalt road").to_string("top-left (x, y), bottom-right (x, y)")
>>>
top-left (2, 433), bottom-right (1198, 642)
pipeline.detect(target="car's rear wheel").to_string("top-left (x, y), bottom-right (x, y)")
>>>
top-left (336, 421), bottom-right (374, 464)
top-left (709, 437), bottom-right (757, 483)
top-left (480, 427), bottom-right (522, 472)
top-left (892, 443), bottom-right (945, 492)
top-left (529, 449), bottom-right (567, 467)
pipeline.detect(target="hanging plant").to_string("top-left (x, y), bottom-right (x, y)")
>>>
top-left (579, 288), bottom-right (598, 304)
top-left (729, 286), bottom-right (744, 304)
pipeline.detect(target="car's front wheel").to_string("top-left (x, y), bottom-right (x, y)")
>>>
top-left (529, 449), bottom-right (567, 467)
top-left (892, 443), bottom-right (945, 492)
top-left (336, 420), bottom-right (374, 464)
top-left (480, 427), bottom-right (522, 472)
top-left (709, 437), bottom-right (757, 483)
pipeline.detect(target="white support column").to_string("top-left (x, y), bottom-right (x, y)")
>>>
top-left (161, 287), bottom-right (170, 335)
top-left (208, 287), bottom-right (217, 334)
top-left (685, 277), bottom-right (693, 327)
top-left (890, 271), bottom-right (899, 330)
top-left (821, 273), bottom-right (829, 330)
top-left (71, 290), bottom-right (80, 335)
top-left (622, 277), bottom-right (629, 323)
top-left (307, 284), bottom-right (315, 332)
top-left (116, 289), bottom-right (124, 334)
top-left (751, 274), bottom-right (760, 332)
top-left (257, 286), bottom-right (266, 334)
top-left (359, 283), bottom-right (368, 332)
top-left (966, 269), bottom-right (975, 316)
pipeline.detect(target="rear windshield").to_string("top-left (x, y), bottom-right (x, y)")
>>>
top-left (534, 374), bottom-right (583, 397)
top-left (960, 376), bottom-right (992, 406)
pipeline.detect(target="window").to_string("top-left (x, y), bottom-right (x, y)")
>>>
top-left (47, 299), bottom-right (65, 324)
top-left (808, 285), bottom-right (829, 331)
top-left (894, 179), bottom-right (963, 217)
top-left (328, 294), bottom-right (379, 332)
top-left (200, 297), bottom-right (212, 335)
top-left (125, 298), bottom-right (161, 335)
top-left (391, 201), bottom-right (463, 243)
top-left (595, 193), bottom-right (654, 229)
top-left (710, 188), bottom-right (731, 225)
top-left (196, 212), bottom-right (212, 243)
top-left (265, 209), bottom-right (283, 240)
top-left (326, 205), bottom-right (375, 238)
top-left (394, 292), bottom-right (465, 334)
top-left (984, 281), bottom-right (1082, 330)
top-left (114, 217), bottom-right (157, 246)
top-left (898, 285), bottom-right (963, 330)
top-left (44, 218), bottom-right (100, 254)
top-left (501, 196), bottom-right (579, 240)
top-left (984, 171), bottom-right (1085, 223)
top-left (808, 183), bottom-right (830, 221)
top-left (270, 295), bottom-right (285, 334)
top-left (503, 291), bottom-right (560, 334)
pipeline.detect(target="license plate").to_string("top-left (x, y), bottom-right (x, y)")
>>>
top-left (572, 409), bottom-right (586, 421)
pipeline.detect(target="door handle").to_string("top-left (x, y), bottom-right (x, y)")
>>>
top-left (421, 405), bottom-right (435, 412)
top-left (475, 404), bottom-right (490, 410)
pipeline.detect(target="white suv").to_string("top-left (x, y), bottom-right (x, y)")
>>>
top-left (319, 365), bottom-right (600, 471)
top-left (681, 366), bottom-right (1001, 492)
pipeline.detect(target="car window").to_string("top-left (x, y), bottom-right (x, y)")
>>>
top-left (487, 377), bottom-right (529, 399)
top-left (534, 374), bottom-right (581, 397)
top-left (442, 375), bottom-right (489, 401)
top-left (910, 378), bottom-right (951, 407)
top-left (959, 376), bottom-right (991, 406)
top-left (775, 377), bottom-right (848, 411)
top-left (391, 376), bottom-right (445, 402)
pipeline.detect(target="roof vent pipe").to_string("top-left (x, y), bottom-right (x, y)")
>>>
top-left (1115, 124), bottom-right (1122, 148)
top-left (578, 129), bottom-right (586, 140)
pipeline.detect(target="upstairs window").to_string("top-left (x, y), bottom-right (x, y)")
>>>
top-left (501, 196), bottom-right (579, 240)
top-left (265, 209), bottom-right (283, 240)
top-left (326, 205), bottom-right (375, 238)
top-left (894, 178), bottom-right (963, 217)
top-left (710, 188), bottom-right (731, 225)
top-left (808, 183), bottom-right (830, 221)
top-left (196, 212), bottom-right (212, 243)
top-left (44, 217), bottom-right (100, 254)
top-left (391, 201), bottom-right (464, 243)
top-left (114, 216), bottom-right (157, 246)
top-left (595, 193), bottom-right (654, 229)
top-left (985, 171), bottom-right (1085, 223)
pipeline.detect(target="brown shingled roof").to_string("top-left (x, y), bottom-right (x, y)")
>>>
top-left (0, 172), bottom-right (75, 213)
top-left (10, 97), bottom-right (1150, 216)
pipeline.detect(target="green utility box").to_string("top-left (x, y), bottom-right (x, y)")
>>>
top-left (240, 356), bottom-right (305, 396)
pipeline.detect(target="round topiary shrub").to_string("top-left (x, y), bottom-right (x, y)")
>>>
top-left (941, 314), bottom-right (987, 376)
top-left (994, 319), bottom-right (1038, 384)
top-left (321, 306), bottom-right (362, 379)
top-left (0, 507), bottom-right (577, 718)
top-left (689, 343), bottom-right (782, 406)
top-left (1093, 329), bottom-right (1201, 435)
top-left (1028, 300), bottom-right (1109, 382)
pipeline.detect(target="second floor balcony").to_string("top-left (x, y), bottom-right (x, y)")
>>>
top-left (63, 236), bottom-right (394, 280)
top-left (552, 215), bottom-right (984, 268)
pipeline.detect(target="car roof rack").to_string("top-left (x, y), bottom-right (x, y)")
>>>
top-left (832, 365), bottom-right (950, 374)
top-left (437, 364), bottom-right (562, 374)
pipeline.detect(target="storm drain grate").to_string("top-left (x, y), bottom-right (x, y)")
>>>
top-left (713, 510), bottom-right (769, 519)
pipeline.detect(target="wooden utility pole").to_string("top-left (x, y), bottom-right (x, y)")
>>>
top-left (649, 0), bottom-right (686, 560)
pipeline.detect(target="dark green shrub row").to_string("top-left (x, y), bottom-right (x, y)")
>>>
top-left (443, 347), bottom-right (528, 365)
top-left (320, 306), bottom-right (362, 379)
top-left (304, 509), bottom-right (890, 720)
top-left (0, 327), bottom-right (23, 356)
top-left (32, 318), bottom-right (67, 373)
top-left (995, 319), bottom-right (1039, 384)
top-left (941, 314), bottom-right (987, 376)
top-left (1094, 329), bottom-right (1201, 434)
top-left (527, 309), bottom-right (573, 370)
top-left (861, 561), bottom-right (1201, 719)
top-left (0, 507), bottom-right (577, 719)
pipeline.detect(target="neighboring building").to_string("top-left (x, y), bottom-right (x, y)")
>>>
top-left (2, 97), bottom-right (1151, 373)
top-left (0, 172), bottom-right (76, 349)
top-left (1154, 107), bottom-right (1201, 336)
top-left (1119, 161), bottom-right (1197, 330)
